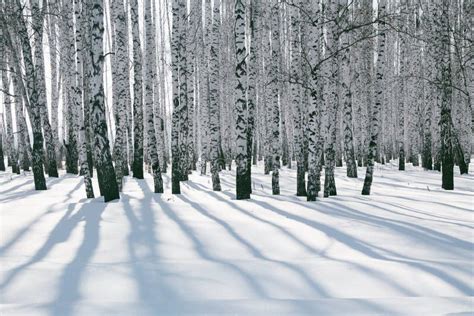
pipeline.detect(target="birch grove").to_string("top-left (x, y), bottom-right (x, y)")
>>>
top-left (0, 0), bottom-right (472, 202)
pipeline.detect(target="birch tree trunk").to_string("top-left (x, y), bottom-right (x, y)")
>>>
top-left (61, 0), bottom-right (80, 175)
top-left (1, 52), bottom-right (19, 174)
top-left (186, 0), bottom-right (198, 173)
top-left (437, 1), bottom-right (454, 190)
top-left (79, 0), bottom-right (95, 177)
top-left (178, 0), bottom-right (189, 181)
top-left (397, 2), bottom-right (407, 171)
top-left (130, 0), bottom-right (144, 179)
top-left (235, 0), bottom-right (250, 199)
top-left (111, 0), bottom-right (130, 190)
top-left (199, 0), bottom-right (211, 176)
top-left (421, 2), bottom-right (434, 170)
top-left (32, 0), bottom-right (59, 178)
top-left (246, 0), bottom-right (259, 195)
top-left (73, 0), bottom-right (94, 198)
top-left (270, 0), bottom-right (281, 195)
top-left (47, 0), bottom-right (61, 167)
top-left (323, 0), bottom-right (338, 198)
top-left (339, 0), bottom-right (357, 178)
top-left (290, 1), bottom-right (307, 196)
top-left (362, 0), bottom-right (386, 195)
top-left (171, 0), bottom-right (183, 194)
top-left (209, 0), bottom-right (222, 191)
top-left (306, 0), bottom-right (323, 201)
top-left (144, 0), bottom-right (163, 193)
top-left (88, 0), bottom-right (119, 202)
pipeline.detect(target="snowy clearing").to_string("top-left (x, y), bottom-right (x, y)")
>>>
top-left (1, 162), bottom-right (473, 315)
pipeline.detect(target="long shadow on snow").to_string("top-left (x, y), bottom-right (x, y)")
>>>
top-left (372, 193), bottom-right (473, 213)
top-left (0, 180), bottom-right (87, 291)
top-left (250, 198), bottom-right (473, 295)
top-left (0, 177), bottom-right (34, 195)
top-left (0, 175), bottom-right (68, 203)
top-left (120, 178), bottom-right (269, 310)
top-left (349, 198), bottom-right (474, 230)
top-left (0, 195), bottom-right (107, 316)
top-left (185, 181), bottom-right (415, 298)
top-left (48, 200), bottom-right (109, 316)
top-left (371, 178), bottom-right (473, 197)
top-left (175, 193), bottom-right (330, 304)
top-left (262, 194), bottom-right (473, 257)
top-left (0, 180), bottom-right (84, 257)
top-left (152, 192), bottom-right (269, 299)
top-left (121, 180), bottom-right (180, 311)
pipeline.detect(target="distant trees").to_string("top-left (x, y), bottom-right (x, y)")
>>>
top-left (0, 0), bottom-right (470, 201)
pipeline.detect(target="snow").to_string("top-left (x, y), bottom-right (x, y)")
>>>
top-left (1, 162), bottom-right (473, 315)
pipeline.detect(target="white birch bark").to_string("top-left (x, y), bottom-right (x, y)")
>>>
top-left (130, 0), bottom-right (144, 179)
top-left (88, 0), bottom-right (119, 202)
top-left (144, 0), bottom-right (163, 193)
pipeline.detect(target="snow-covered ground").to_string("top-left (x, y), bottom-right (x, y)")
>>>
top-left (1, 162), bottom-right (473, 315)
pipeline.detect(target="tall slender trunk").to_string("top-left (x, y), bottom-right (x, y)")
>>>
top-left (246, 0), bottom-right (259, 195)
top-left (32, 0), bottom-right (58, 178)
top-left (73, 0), bottom-right (94, 198)
top-left (144, 0), bottom-right (163, 193)
top-left (235, 0), bottom-right (250, 199)
top-left (111, 0), bottom-right (129, 190)
top-left (339, 0), bottom-right (357, 178)
top-left (47, 0), bottom-right (61, 167)
top-left (61, 0), bottom-right (79, 175)
top-left (438, 1), bottom-right (454, 190)
top-left (1, 53), bottom-right (19, 174)
top-left (171, 0), bottom-right (183, 194)
top-left (306, 0), bottom-right (323, 201)
top-left (209, 0), bottom-right (222, 191)
top-left (178, 0), bottom-right (189, 181)
top-left (323, 0), bottom-right (338, 198)
top-left (130, 0), bottom-right (144, 179)
top-left (362, 0), bottom-right (386, 195)
top-left (88, 0), bottom-right (119, 202)
top-left (290, 1), bottom-right (306, 196)
top-left (270, 0), bottom-right (281, 195)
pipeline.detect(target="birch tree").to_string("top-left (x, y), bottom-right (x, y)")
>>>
top-left (235, 0), bottom-right (250, 199)
top-left (338, 0), bottom-right (357, 178)
top-left (270, 0), bottom-right (281, 195)
top-left (436, 1), bottom-right (454, 190)
top-left (290, 1), bottom-right (307, 196)
top-left (111, 0), bottom-right (130, 190)
top-left (73, 0), bottom-right (94, 198)
top-left (88, 0), bottom-right (119, 202)
top-left (323, 0), bottom-right (338, 198)
top-left (209, 0), bottom-right (222, 191)
top-left (362, 0), bottom-right (387, 195)
top-left (144, 0), bottom-right (164, 193)
top-left (306, 0), bottom-right (324, 201)
top-left (130, 0), bottom-right (144, 179)
top-left (171, 0), bottom-right (183, 194)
